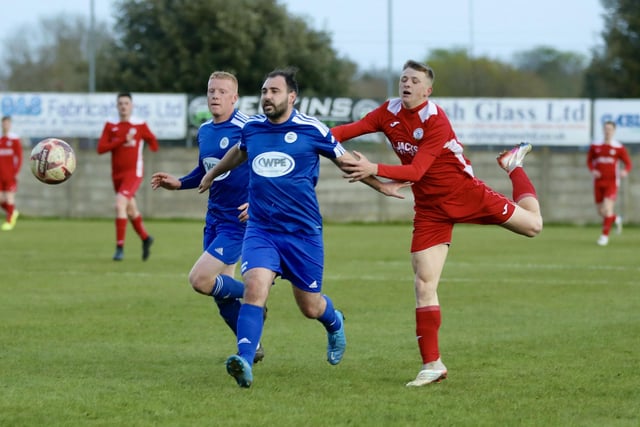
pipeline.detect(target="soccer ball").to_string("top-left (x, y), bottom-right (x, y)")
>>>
top-left (30, 138), bottom-right (77, 184)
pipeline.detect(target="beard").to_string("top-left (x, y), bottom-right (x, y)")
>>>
top-left (262, 99), bottom-right (289, 121)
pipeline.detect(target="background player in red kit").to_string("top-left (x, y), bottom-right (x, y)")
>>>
top-left (98, 92), bottom-right (159, 261)
top-left (333, 60), bottom-right (543, 387)
top-left (586, 120), bottom-right (632, 246)
top-left (0, 116), bottom-right (22, 231)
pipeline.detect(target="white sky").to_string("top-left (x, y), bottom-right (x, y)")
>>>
top-left (1, 0), bottom-right (606, 70)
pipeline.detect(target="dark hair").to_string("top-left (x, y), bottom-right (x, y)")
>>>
top-left (117, 91), bottom-right (132, 100)
top-left (265, 67), bottom-right (299, 94)
top-left (403, 60), bottom-right (435, 82)
top-left (603, 120), bottom-right (616, 128)
top-left (1, 115), bottom-right (11, 121)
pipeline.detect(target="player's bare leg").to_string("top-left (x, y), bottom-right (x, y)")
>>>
top-left (497, 143), bottom-right (543, 238)
top-left (407, 244), bottom-right (449, 386)
top-left (596, 197), bottom-right (616, 245)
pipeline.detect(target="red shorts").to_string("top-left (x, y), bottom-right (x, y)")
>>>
top-left (0, 178), bottom-right (17, 192)
top-left (593, 180), bottom-right (617, 204)
top-left (411, 179), bottom-right (515, 252)
top-left (112, 174), bottom-right (143, 199)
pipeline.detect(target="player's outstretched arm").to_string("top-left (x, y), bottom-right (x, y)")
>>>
top-left (198, 143), bottom-right (247, 193)
top-left (340, 150), bottom-right (378, 182)
top-left (332, 151), bottom-right (409, 199)
top-left (151, 172), bottom-right (181, 190)
top-left (374, 180), bottom-right (412, 199)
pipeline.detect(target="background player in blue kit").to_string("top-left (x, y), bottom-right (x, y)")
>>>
top-left (151, 71), bottom-right (264, 363)
top-left (199, 67), bottom-right (409, 388)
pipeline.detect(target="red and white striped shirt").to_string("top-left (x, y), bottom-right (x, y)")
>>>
top-left (332, 99), bottom-right (476, 209)
top-left (0, 132), bottom-right (22, 181)
top-left (587, 140), bottom-right (632, 182)
top-left (97, 118), bottom-right (158, 179)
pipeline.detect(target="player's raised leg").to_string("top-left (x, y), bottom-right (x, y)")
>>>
top-left (497, 142), bottom-right (543, 237)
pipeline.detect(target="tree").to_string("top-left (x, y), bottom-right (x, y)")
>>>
top-left (103, 0), bottom-right (357, 95)
top-left (348, 48), bottom-right (588, 99)
top-left (512, 47), bottom-right (587, 97)
top-left (584, 0), bottom-right (640, 97)
top-left (426, 49), bottom-right (550, 97)
top-left (0, 15), bottom-right (114, 91)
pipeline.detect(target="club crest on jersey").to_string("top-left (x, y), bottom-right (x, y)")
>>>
top-left (202, 156), bottom-right (230, 181)
top-left (413, 128), bottom-right (424, 140)
top-left (284, 132), bottom-right (297, 143)
top-left (220, 137), bottom-right (229, 149)
top-left (252, 151), bottom-right (295, 177)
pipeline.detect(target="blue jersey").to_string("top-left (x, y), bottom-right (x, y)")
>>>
top-left (180, 109), bottom-right (250, 225)
top-left (240, 109), bottom-right (345, 235)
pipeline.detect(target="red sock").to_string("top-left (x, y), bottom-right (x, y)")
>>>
top-left (5, 204), bottom-right (14, 222)
top-left (416, 305), bottom-right (441, 364)
top-left (509, 167), bottom-right (537, 203)
top-left (130, 215), bottom-right (149, 240)
top-left (116, 218), bottom-right (127, 246)
top-left (602, 215), bottom-right (616, 236)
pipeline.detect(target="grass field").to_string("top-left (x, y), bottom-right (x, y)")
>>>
top-left (1, 219), bottom-right (638, 426)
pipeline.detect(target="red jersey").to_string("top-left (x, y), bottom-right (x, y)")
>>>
top-left (0, 132), bottom-right (23, 181)
top-left (97, 118), bottom-right (158, 178)
top-left (332, 99), bottom-right (475, 209)
top-left (586, 140), bottom-right (632, 182)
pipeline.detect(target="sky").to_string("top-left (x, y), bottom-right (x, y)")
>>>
top-left (1, 0), bottom-right (606, 71)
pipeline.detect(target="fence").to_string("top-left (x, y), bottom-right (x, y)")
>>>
top-left (14, 143), bottom-right (638, 225)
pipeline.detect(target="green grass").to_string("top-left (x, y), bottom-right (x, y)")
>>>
top-left (1, 219), bottom-right (638, 426)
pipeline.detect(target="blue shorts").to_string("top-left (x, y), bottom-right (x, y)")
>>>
top-left (241, 227), bottom-right (324, 293)
top-left (203, 221), bottom-right (245, 265)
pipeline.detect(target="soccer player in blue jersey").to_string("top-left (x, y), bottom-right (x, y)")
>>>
top-left (151, 71), bottom-right (264, 363)
top-left (199, 67), bottom-right (409, 388)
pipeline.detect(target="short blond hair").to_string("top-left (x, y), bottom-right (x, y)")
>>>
top-left (209, 71), bottom-right (238, 90)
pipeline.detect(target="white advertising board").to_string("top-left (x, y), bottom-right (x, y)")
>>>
top-left (1, 92), bottom-right (188, 140)
top-left (593, 99), bottom-right (640, 143)
top-left (432, 98), bottom-right (591, 146)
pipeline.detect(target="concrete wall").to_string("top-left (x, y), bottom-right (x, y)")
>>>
top-left (14, 144), bottom-right (639, 225)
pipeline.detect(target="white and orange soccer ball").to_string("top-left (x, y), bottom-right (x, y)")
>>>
top-left (30, 138), bottom-right (77, 184)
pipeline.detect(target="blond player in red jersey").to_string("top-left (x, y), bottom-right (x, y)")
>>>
top-left (98, 92), bottom-right (159, 261)
top-left (586, 120), bottom-right (632, 246)
top-left (332, 60), bottom-right (543, 387)
top-left (0, 116), bottom-right (22, 231)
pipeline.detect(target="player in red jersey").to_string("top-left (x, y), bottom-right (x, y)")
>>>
top-left (97, 92), bottom-right (159, 261)
top-left (332, 60), bottom-right (543, 387)
top-left (586, 120), bottom-right (632, 246)
top-left (0, 116), bottom-right (22, 231)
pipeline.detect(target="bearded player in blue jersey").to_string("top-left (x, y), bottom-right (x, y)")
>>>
top-left (152, 71), bottom-right (265, 363)
top-left (199, 67), bottom-right (409, 388)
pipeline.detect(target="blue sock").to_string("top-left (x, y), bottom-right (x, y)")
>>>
top-left (215, 298), bottom-right (241, 335)
top-left (210, 274), bottom-right (245, 300)
top-left (236, 303), bottom-right (264, 366)
top-left (317, 294), bottom-right (341, 333)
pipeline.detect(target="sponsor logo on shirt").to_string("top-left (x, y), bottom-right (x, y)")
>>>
top-left (284, 132), bottom-right (297, 143)
top-left (202, 156), bottom-right (231, 181)
top-left (252, 152), bottom-right (295, 177)
top-left (393, 141), bottom-right (418, 156)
